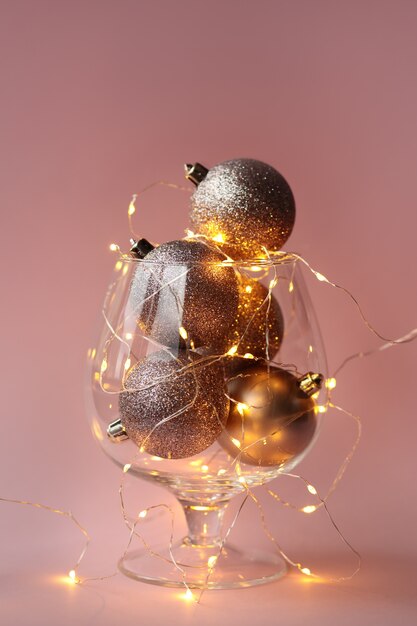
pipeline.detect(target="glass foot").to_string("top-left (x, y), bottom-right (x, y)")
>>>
top-left (118, 539), bottom-right (287, 589)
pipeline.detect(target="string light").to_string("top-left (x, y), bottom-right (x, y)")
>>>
top-left (68, 569), bottom-right (78, 584)
top-left (183, 588), bottom-right (194, 601)
top-left (237, 402), bottom-right (249, 416)
top-left (207, 555), bottom-right (217, 568)
top-left (95, 188), bottom-right (415, 595)
top-left (179, 326), bottom-right (188, 340)
top-left (5, 182), bottom-right (416, 597)
top-left (302, 505), bottom-right (317, 514)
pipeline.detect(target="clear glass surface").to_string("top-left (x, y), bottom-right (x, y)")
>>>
top-left (85, 255), bottom-right (328, 589)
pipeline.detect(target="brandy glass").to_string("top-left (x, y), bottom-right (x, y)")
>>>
top-left (85, 253), bottom-right (327, 589)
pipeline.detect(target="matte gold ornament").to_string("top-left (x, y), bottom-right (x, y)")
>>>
top-left (228, 275), bottom-right (284, 360)
top-left (219, 365), bottom-right (323, 467)
top-left (129, 239), bottom-right (239, 350)
top-left (189, 158), bottom-right (295, 259)
top-left (119, 351), bottom-right (229, 459)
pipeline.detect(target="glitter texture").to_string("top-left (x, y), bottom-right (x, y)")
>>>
top-left (219, 365), bottom-right (317, 466)
top-left (228, 274), bottom-right (284, 359)
top-left (190, 159), bottom-right (296, 259)
top-left (119, 351), bottom-right (229, 459)
top-left (130, 239), bottom-right (239, 350)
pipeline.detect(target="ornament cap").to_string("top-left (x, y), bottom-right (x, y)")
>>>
top-left (107, 418), bottom-right (129, 442)
top-left (184, 162), bottom-right (209, 185)
top-left (298, 372), bottom-right (324, 397)
top-left (130, 238), bottom-right (155, 259)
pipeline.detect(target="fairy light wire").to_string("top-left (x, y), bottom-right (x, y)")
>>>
top-left (3, 183), bottom-right (416, 596)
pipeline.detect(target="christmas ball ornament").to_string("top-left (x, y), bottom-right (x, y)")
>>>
top-left (119, 351), bottom-right (229, 459)
top-left (228, 275), bottom-right (284, 360)
top-left (189, 159), bottom-right (295, 259)
top-left (129, 239), bottom-right (239, 350)
top-left (219, 365), bottom-right (323, 467)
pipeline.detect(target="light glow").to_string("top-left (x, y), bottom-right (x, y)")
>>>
top-left (68, 570), bottom-right (77, 584)
top-left (237, 402), bottom-right (249, 416)
top-left (179, 326), bottom-right (188, 340)
top-left (302, 505), bottom-right (317, 514)
top-left (325, 377), bottom-right (337, 390)
top-left (183, 588), bottom-right (194, 601)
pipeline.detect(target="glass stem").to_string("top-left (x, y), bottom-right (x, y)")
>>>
top-left (179, 499), bottom-right (228, 547)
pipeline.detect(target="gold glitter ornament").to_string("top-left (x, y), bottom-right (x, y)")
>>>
top-left (189, 158), bottom-right (295, 259)
top-left (228, 275), bottom-right (284, 360)
top-left (129, 239), bottom-right (239, 350)
top-left (119, 351), bottom-right (229, 459)
top-left (219, 365), bottom-right (322, 467)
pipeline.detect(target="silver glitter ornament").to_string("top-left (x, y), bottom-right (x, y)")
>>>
top-left (189, 158), bottom-right (295, 259)
top-left (119, 351), bottom-right (229, 459)
top-left (129, 239), bottom-right (239, 350)
top-left (228, 274), bottom-right (284, 360)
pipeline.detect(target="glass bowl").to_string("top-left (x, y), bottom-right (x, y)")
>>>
top-left (85, 252), bottom-right (328, 589)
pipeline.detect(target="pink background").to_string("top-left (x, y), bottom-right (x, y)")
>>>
top-left (1, 1), bottom-right (416, 624)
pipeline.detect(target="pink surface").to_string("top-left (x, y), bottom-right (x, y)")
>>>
top-left (1, 0), bottom-right (416, 624)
